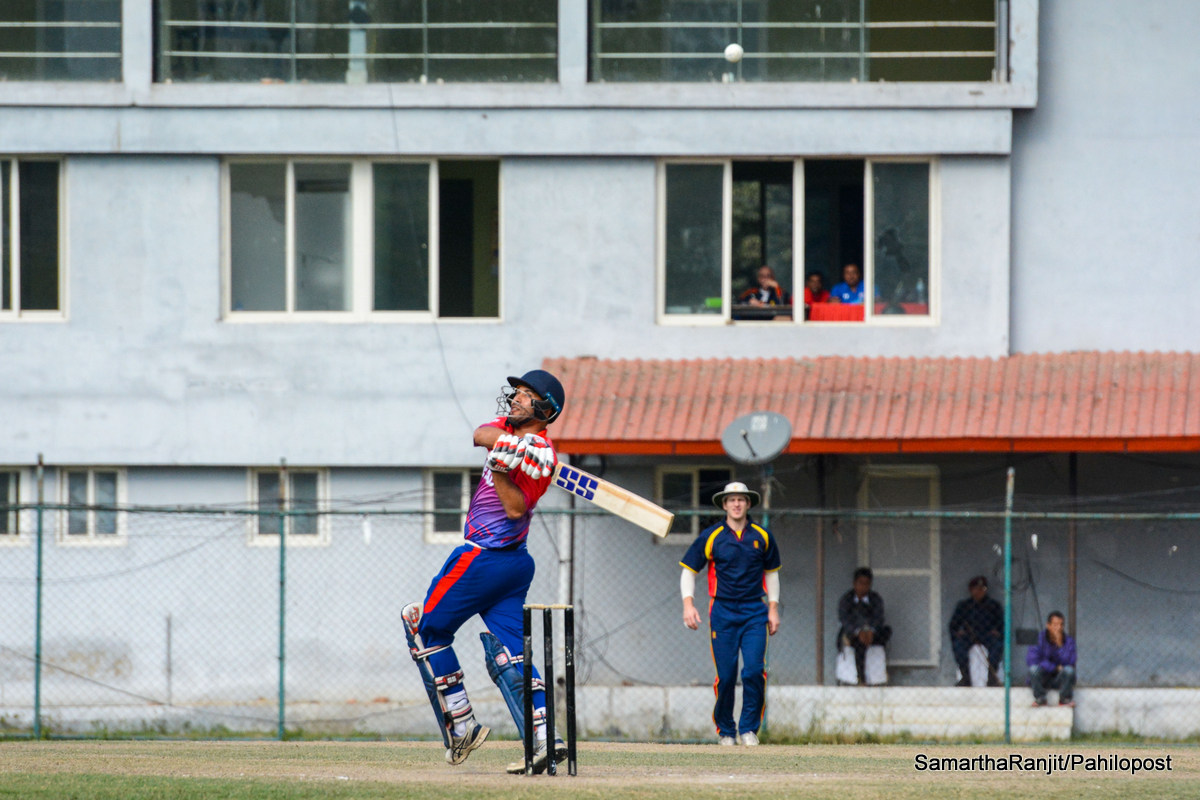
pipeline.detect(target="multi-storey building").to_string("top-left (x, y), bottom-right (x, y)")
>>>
top-left (2, 1), bottom-right (1198, 737)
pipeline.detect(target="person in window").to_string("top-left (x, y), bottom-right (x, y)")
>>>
top-left (738, 265), bottom-right (790, 307)
top-left (828, 263), bottom-right (865, 304)
top-left (1027, 611), bottom-right (1076, 707)
top-left (949, 575), bottom-right (1005, 687)
top-left (803, 271), bottom-right (829, 319)
top-left (837, 567), bottom-right (892, 685)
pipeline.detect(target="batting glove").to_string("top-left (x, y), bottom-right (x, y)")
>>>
top-left (519, 434), bottom-right (556, 479)
top-left (486, 434), bottom-right (522, 474)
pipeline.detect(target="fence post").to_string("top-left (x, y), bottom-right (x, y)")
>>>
top-left (1003, 467), bottom-right (1014, 744)
top-left (33, 454), bottom-right (45, 740)
top-left (277, 458), bottom-right (288, 740)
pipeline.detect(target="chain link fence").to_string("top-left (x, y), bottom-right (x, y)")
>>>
top-left (2, 493), bottom-right (1198, 743)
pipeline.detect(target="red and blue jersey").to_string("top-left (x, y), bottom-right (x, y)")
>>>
top-left (463, 416), bottom-right (555, 550)
top-left (680, 519), bottom-right (781, 602)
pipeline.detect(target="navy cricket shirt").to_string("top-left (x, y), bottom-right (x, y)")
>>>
top-left (680, 518), bottom-right (781, 601)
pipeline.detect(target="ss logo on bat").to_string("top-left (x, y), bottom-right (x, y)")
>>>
top-left (555, 466), bottom-right (597, 500)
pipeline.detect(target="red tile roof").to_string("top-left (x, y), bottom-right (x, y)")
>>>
top-left (543, 352), bottom-right (1200, 455)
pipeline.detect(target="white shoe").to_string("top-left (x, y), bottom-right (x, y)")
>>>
top-left (505, 738), bottom-right (568, 774)
top-left (445, 721), bottom-right (489, 765)
top-left (739, 731), bottom-right (760, 746)
top-left (718, 736), bottom-right (737, 746)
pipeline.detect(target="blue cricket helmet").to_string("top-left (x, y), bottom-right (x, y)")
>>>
top-left (507, 369), bottom-right (565, 423)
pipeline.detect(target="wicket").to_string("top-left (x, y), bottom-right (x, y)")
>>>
top-left (521, 603), bottom-right (577, 776)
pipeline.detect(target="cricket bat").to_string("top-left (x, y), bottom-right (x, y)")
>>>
top-left (551, 463), bottom-right (674, 538)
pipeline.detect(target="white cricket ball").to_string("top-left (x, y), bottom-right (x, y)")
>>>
top-left (724, 43), bottom-right (744, 63)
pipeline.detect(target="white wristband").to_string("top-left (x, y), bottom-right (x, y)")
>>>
top-left (765, 571), bottom-right (780, 604)
top-left (680, 568), bottom-right (696, 600)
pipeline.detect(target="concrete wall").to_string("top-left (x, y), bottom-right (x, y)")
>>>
top-left (1011, 0), bottom-right (1200, 351)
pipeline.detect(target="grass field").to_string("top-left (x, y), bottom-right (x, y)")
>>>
top-left (0, 740), bottom-right (1196, 799)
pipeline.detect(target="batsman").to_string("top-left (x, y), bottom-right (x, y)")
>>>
top-left (402, 369), bottom-right (568, 773)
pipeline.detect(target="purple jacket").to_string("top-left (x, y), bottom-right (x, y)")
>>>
top-left (1026, 630), bottom-right (1076, 672)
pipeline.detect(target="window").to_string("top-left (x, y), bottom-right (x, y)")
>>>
top-left (591, 0), bottom-right (997, 83)
top-left (58, 468), bottom-right (125, 544)
top-left (659, 158), bottom-right (934, 325)
top-left (857, 464), bottom-right (940, 667)
top-left (249, 468), bottom-right (330, 545)
top-left (656, 466), bottom-right (734, 544)
top-left (425, 469), bottom-right (483, 544)
top-left (1, 470), bottom-right (23, 542)
top-left (2, 160), bottom-right (62, 317)
top-left (156, 1), bottom-right (556, 84)
top-left (226, 159), bottom-right (499, 319)
top-left (0, 1), bottom-right (122, 81)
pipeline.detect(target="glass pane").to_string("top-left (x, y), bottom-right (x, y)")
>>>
top-left (2, 161), bottom-right (9, 310)
top-left (294, 163), bottom-right (352, 312)
top-left (432, 472), bottom-right (464, 533)
top-left (373, 163), bottom-right (430, 311)
top-left (257, 472), bottom-right (281, 536)
top-left (698, 468), bottom-right (734, 530)
top-left (438, 161), bottom-right (499, 318)
top-left (290, 472), bottom-right (319, 536)
top-left (94, 471), bottom-right (118, 535)
top-left (868, 0), bottom-right (995, 82)
top-left (18, 161), bottom-right (59, 311)
top-left (424, 0), bottom-right (558, 83)
top-left (804, 160), bottom-right (864, 319)
top-left (230, 163), bottom-right (286, 312)
top-left (592, 0), bottom-right (993, 83)
top-left (157, 0), bottom-right (295, 83)
top-left (873, 162), bottom-right (930, 316)
top-left (660, 472), bottom-right (694, 535)
top-left (0, 0), bottom-right (122, 81)
top-left (664, 164), bottom-right (723, 315)
top-left (0, 472), bottom-right (14, 534)
top-left (872, 573), bottom-right (933, 662)
top-left (731, 162), bottom-right (792, 321)
top-left (67, 471), bottom-right (88, 535)
top-left (157, 0), bottom-right (557, 84)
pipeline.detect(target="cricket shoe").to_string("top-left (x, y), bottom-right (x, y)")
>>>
top-left (505, 738), bottom-right (568, 774)
top-left (739, 731), bottom-right (760, 746)
top-left (445, 721), bottom-right (490, 765)
top-left (718, 736), bottom-right (737, 746)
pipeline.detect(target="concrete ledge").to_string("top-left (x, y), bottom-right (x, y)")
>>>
top-left (9, 686), bottom-right (1200, 741)
top-left (581, 685), bottom-right (1073, 742)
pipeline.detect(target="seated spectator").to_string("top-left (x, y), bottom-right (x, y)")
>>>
top-left (836, 567), bottom-right (892, 685)
top-left (949, 575), bottom-right (1004, 687)
top-left (803, 272), bottom-right (829, 319)
top-left (738, 265), bottom-right (789, 307)
top-left (828, 263), bottom-right (864, 304)
top-left (1027, 611), bottom-right (1076, 707)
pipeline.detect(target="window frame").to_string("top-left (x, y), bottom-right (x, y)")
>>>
top-left (56, 468), bottom-right (128, 546)
top-left (424, 468), bottom-right (483, 545)
top-left (246, 467), bottom-right (332, 546)
top-left (656, 157), bottom-right (938, 326)
top-left (856, 464), bottom-right (942, 668)
top-left (221, 157), bottom-right (502, 323)
top-left (1, 157), bottom-right (66, 321)
top-left (0, 467), bottom-right (29, 546)
top-left (655, 465), bottom-right (734, 545)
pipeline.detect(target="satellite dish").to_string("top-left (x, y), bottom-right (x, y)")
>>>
top-left (721, 411), bottom-right (792, 465)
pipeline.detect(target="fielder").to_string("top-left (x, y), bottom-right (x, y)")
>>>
top-left (402, 369), bottom-right (567, 772)
top-left (680, 481), bottom-right (781, 746)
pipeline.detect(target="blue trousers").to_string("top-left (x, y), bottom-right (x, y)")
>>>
top-left (709, 598), bottom-right (769, 738)
top-left (418, 544), bottom-right (546, 714)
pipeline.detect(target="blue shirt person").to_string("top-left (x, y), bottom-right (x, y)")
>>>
top-left (680, 482), bottom-right (781, 746)
top-left (1027, 611), bottom-right (1077, 706)
top-left (829, 263), bottom-right (865, 304)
